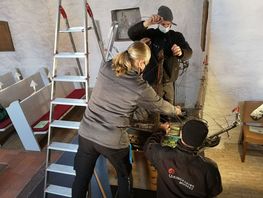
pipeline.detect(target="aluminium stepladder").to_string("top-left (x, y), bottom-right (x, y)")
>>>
top-left (43, 1), bottom-right (111, 197)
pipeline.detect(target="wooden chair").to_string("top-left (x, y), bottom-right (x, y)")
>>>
top-left (6, 82), bottom-right (85, 151)
top-left (241, 101), bottom-right (263, 162)
top-left (0, 72), bottom-right (45, 133)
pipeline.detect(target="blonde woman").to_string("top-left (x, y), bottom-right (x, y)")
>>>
top-left (72, 41), bottom-right (182, 198)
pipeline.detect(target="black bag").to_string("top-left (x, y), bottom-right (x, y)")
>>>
top-left (0, 104), bottom-right (9, 122)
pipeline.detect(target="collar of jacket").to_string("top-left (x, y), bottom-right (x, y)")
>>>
top-left (176, 140), bottom-right (198, 155)
top-left (127, 67), bottom-right (143, 77)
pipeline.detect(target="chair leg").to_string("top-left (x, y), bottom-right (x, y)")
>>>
top-left (239, 129), bottom-right (244, 144)
top-left (241, 141), bottom-right (248, 162)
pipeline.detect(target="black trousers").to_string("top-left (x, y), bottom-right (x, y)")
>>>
top-left (72, 136), bottom-right (132, 198)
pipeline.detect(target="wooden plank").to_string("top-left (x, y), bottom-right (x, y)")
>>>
top-left (0, 21), bottom-right (15, 51)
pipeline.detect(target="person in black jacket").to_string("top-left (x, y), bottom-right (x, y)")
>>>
top-left (128, 5), bottom-right (192, 104)
top-left (144, 119), bottom-right (223, 198)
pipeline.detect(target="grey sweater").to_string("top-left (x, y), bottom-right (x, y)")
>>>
top-left (78, 61), bottom-right (177, 149)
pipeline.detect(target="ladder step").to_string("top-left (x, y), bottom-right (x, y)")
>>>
top-left (60, 26), bottom-right (84, 33)
top-left (47, 163), bottom-right (75, 176)
top-left (59, 26), bottom-right (92, 33)
top-left (55, 52), bottom-right (86, 58)
top-left (49, 142), bottom-right (78, 152)
top-left (52, 98), bottom-right (87, 106)
top-left (50, 120), bottom-right (80, 129)
top-left (45, 184), bottom-right (71, 197)
top-left (53, 75), bottom-right (87, 82)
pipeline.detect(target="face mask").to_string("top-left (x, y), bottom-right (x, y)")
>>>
top-left (137, 61), bottom-right (146, 75)
top-left (138, 67), bottom-right (143, 76)
top-left (158, 25), bottom-right (170, 34)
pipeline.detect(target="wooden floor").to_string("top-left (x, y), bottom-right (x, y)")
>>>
top-left (0, 106), bottom-right (84, 198)
top-left (0, 105), bottom-right (263, 198)
top-left (206, 143), bottom-right (263, 198)
top-left (0, 149), bottom-right (46, 198)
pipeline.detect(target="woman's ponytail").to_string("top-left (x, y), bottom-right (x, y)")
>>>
top-left (112, 41), bottom-right (151, 76)
top-left (112, 50), bottom-right (132, 76)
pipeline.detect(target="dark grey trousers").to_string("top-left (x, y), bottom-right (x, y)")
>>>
top-left (72, 136), bottom-right (132, 198)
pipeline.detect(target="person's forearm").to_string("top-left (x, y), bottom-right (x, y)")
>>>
top-left (128, 21), bottom-right (147, 41)
top-left (143, 131), bottom-right (165, 164)
top-left (145, 131), bottom-right (165, 145)
top-left (138, 84), bottom-right (181, 117)
top-left (180, 47), bottom-right (193, 60)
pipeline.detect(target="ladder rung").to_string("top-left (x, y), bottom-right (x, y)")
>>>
top-left (45, 184), bottom-right (71, 197)
top-left (47, 163), bottom-right (75, 176)
top-left (55, 52), bottom-right (86, 58)
top-left (49, 142), bottom-right (78, 152)
top-left (50, 120), bottom-right (80, 129)
top-left (53, 75), bottom-right (87, 82)
top-left (60, 26), bottom-right (84, 33)
top-left (52, 98), bottom-right (87, 106)
top-left (59, 26), bottom-right (92, 33)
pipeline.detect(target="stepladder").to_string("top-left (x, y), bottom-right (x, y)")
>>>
top-left (43, 1), bottom-right (115, 197)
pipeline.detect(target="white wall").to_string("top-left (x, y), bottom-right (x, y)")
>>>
top-left (0, 0), bottom-right (54, 77)
top-left (204, 0), bottom-right (263, 142)
top-left (0, 0), bottom-right (205, 107)
top-left (47, 0), bottom-right (205, 107)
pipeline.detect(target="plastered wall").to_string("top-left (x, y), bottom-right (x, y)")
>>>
top-left (0, 0), bottom-right (54, 77)
top-left (0, 0), bottom-right (205, 107)
top-left (203, 0), bottom-right (263, 144)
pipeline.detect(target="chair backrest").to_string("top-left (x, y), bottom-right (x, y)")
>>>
top-left (0, 72), bottom-right (16, 89)
top-left (0, 72), bottom-right (45, 107)
top-left (243, 101), bottom-right (263, 126)
top-left (20, 82), bottom-right (75, 125)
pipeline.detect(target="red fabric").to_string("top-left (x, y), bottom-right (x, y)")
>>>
top-left (32, 89), bottom-right (85, 132)
top-left (65, 88), bottom-right (85, 99)
top-left (0, 118), bottom-right (12, 130)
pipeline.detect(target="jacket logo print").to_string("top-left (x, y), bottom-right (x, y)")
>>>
top-left (168, 168), bottom-right (176, 175)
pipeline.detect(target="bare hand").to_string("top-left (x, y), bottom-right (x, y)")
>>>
top-left (143, 15), bottom-right (163, 27)
top-left (160, 122), bottom-right (170, 134)
top-left (171, 44), bottom-right (182, 56)
top-left (175, 106), bottom-right (182, 116)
